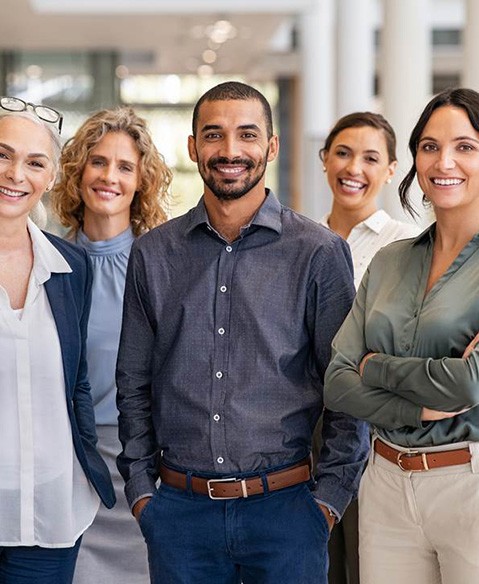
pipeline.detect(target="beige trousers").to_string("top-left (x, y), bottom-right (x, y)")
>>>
top-left (359, 437), bottom-right (479, 584)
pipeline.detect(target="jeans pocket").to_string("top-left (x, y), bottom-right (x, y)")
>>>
top-left (138, 491), bottom-right (158, 533)
top-left (302, 485), bottom-right (331, 537)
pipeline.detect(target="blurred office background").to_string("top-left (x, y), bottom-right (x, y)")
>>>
top-left (1, 0), bottom-right (475, 226)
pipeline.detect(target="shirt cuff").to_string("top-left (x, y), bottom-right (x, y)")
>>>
top-left (313, 498), bottom-right (340, 522)
top-left (125, 473), bottom-right (157, 510)
top-left (362, 353), bottom-right (390, 388)
top-left (363, 354), bottom-right (424, 428)
top-left (312, 475), bottom-right (354, 520)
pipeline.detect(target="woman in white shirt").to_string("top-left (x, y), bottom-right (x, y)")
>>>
top-left (318, 112), bottom-right (420, 584)
top-left (0, 98), bottom-right (114, 584)
top-left (320, 112), bottom-right (420, 289)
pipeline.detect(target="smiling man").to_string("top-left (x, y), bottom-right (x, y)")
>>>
top-left (116, 81), bottom-right (369, 584)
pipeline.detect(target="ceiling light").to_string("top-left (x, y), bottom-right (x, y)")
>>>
top-left (202, 50), bottom-right (217, 64)
top-left (115, 65), bottom-right (129, 79)
top-left (207, 19), bottom-right (237, 44)
top-left (26, 65), bottom-right (43, 78)
top-left (197, 64), bottom-right (213, 77)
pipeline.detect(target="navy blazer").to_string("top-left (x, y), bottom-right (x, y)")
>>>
top-left (43, 232), bottom-right (115, 509)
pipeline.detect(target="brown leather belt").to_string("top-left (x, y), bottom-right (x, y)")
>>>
top-left (374, 438), bottom-right (471, 472)
top-left (159, 458), bottom-right (311, 500)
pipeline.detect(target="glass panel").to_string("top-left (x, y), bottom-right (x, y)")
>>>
top-left (134, 106), bottom-right (204, 217)
top-left (6, 51), bottom-right (94, 106)
top-left (432, 29), bottom-right (461, 47)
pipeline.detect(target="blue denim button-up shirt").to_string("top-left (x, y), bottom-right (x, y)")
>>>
top-left (116, 192), bottom-right (369, 517)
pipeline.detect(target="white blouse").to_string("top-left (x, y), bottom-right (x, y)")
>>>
top-left (0, 220), bottom-right (99, 548)
top-left (320, 209), bottom-right (421, 289)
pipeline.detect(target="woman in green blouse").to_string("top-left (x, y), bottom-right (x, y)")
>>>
top-left (325, 87), bottom-right (479, 584)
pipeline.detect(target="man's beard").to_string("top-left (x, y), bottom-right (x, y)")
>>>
top-left (200, 153), bottom-right (268, 201)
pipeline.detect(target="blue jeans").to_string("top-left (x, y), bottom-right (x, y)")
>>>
top-left (0, 539), bottom-right (81, 584)
top-left (139, 481), bottom-right (329, 583)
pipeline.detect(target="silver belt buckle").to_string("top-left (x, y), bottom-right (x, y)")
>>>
top-left (207, 477), bottom-right (248, 499)
top-left (397, 450), bottom-right (429, 471)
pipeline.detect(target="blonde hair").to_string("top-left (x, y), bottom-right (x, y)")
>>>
top-left (52, 107), bottom-right (171, 236)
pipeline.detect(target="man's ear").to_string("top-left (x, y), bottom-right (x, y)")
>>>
top-left (188, 135), bottom-right (198, 163)
top-left (267, 135), bottom-right (279, 162)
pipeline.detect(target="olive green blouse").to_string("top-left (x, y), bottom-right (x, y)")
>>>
top-left (324, 223), bottom-right (479, 447)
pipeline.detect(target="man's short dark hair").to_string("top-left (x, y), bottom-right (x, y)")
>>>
top-left (192, 81), bottom-right (273, 140)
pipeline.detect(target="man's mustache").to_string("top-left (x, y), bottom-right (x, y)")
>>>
top-left (207, 157), bottom-right (255, 170)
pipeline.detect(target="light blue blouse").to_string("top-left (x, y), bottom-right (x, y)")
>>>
top-left (76, 227), bottom-right (135, 425)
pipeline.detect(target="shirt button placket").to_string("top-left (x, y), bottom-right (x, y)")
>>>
top-left (212, 243), bottom-right (234, 471)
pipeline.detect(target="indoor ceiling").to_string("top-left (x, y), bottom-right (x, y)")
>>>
top-left (0, 0), bottom-right (304, 79)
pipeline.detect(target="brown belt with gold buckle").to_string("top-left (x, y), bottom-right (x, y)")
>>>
top-left (374, 438), bottom-right (471, 472)
top-left (159, 458), bottom-right (312, 500)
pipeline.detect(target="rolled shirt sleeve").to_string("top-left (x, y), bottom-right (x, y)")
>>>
top-left (116, 242), bottom-right (160, 508)
top-left (309, 237), bottom-right (370, 517)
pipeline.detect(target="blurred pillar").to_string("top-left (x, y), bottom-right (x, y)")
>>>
top-left (463, 0), bottom-right (479, 90)
top-left (380, 0), bottom-right (432, 223)
top-left (89, 51), bottom-right (120, 110)
top-left (277, 77), bottom-right (294, 207)
top-left (299, 0), bottom-right (335, 221)
top-left (336, 0), bottom-right (375, 117)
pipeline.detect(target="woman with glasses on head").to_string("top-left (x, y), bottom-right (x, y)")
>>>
top-left (52, 107), bottom-right (171, 584)
top-left (325, 87), bottom-right (479, 584)
top-left (0, 99), bottom-right (114, 584)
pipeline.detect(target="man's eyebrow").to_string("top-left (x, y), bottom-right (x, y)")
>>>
top-left (200, 124), bottom-right (222, 133)
top-left (238, 124), bottom-right (261, 131)
top-left (199, 124), bottom-right (262, 133)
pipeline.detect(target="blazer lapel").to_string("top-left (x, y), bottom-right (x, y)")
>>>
top-left (44, 273), bottom-right (76, 397)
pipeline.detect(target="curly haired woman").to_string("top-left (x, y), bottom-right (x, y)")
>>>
top-left (52, 107), bottom-right (172, 584)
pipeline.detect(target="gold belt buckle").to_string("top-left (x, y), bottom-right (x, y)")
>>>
top-left (397, 450), bottom-right (430, 471)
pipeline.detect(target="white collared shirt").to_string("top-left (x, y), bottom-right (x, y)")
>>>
top-left (0, 219), bottom-right (99, 548)
top-left (320, 210), bottom-right (421, 289)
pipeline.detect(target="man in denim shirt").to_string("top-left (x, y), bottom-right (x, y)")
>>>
top-left (116, 81), bottom-right (369, 584)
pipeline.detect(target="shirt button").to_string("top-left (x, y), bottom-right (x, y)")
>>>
top-left (220, 285), bottom-right (227, 293)
top-left (226, 245), bottom-right (233, 253)
top-left (217, 457), bottom-right (224, 464)
top-left (218, 327), bottom-right (225, 335)
top-left (215, 371), bottom-right (223, 379)
top-left (213, 414), bottom-right (220, 422)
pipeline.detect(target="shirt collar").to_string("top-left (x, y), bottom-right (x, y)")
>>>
top-left (185, 190), bottom-right (282, 236)
top-left (410, 221), bottom-right (439, 246)
top-left (411, 221), bottom-right (479, 251)
top-left (361, 209), bottom-right (391, 234)
top-left (318, 214), bottom-right (330, 229)
top-left (319, 209), bottom-right (391, 235)
top-left (28, 218), bottom-right (72, 285)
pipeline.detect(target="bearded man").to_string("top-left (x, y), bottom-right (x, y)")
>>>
top-left (116, 81), bottom-right (369, 584)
